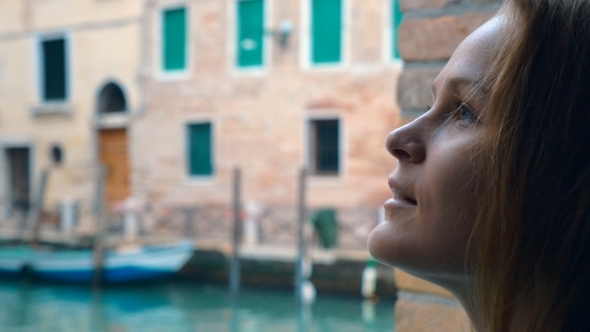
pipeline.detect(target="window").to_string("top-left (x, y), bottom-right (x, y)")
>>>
top-left (41, 37), bottom-right (68, 101)
top-left (50, 144), bottom-right (64, 165)
top-left (391, 0), bottom-right (403, 60)
top-left (162, 7), bottom-right (187, 71)
top-left (309, 119), bottom-right (340, 175)
top-left (311, 0), bottom-right (342, 65)
top-left (187, 123), bottom-right (213, 176)
top-left (237, 0), bottom-right (265, 68)
top-left (98, 82), bottom-right (127, 114)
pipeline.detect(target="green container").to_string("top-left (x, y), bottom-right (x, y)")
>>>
top-left (311, 208), bottom-right (339, 249)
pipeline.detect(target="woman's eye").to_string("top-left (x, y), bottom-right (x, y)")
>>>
top-left (458, 103), bottom-right (477, 124)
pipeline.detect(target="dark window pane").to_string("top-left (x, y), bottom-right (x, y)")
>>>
top-left (188, 123), bottom-right (213, 176)
top-left (98, 83), bottom-right (127, 114)
top-left (312, 119), bottom-right (339, 174)
top-left (6, 148), bottom-right (30, 213)
top-left (42, 38), bottom-right (67, 101)
top-left (51, 144), bottom-right (64, 165)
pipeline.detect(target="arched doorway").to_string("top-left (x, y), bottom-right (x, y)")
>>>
top-left (97, 82), bottom-right (130, 203)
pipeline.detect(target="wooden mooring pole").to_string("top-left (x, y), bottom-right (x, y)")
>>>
top-left (229, 167), bottom-right (242, 296)
top-left (93, 165), bottom-right (107, 289)
top-left (295, 168), bottom-right (307, 303)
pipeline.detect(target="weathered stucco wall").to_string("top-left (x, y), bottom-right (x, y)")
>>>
top-left (0, 0), bottom-right (142, 213)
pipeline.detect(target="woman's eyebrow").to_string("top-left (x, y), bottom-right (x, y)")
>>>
top-left (431, 76), bottom-right (488, 102)
top-left (449, 76), bottom-right (488, 99)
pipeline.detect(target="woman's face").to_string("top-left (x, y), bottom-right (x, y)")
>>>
top-left (368, 18), bottom-right (503, 285)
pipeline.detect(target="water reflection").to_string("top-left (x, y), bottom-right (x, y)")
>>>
top-left (0, 279), bottom-right (395, 332)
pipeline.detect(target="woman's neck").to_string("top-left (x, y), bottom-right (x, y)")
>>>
top-left (439, 277), bottom-right (533, 332)
top-left (413, 272), bottom-right (486, 331)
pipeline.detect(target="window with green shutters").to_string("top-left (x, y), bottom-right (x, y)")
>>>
top-left (188, 123), bottom-right (213, 176)
top-left (311, 0), bottom-right (342, 65)
top-left (237, 0), bottom-right (264, 68)
top-left (162, 7), bottom-right (187, 71)
top-left (392, 0), bottom-right (403, 60)
top-left (41, 37), bottom-right (67, 101)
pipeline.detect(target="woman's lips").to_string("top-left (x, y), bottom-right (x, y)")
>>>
top-left (388, 177), bottom-right (417, 206)
top-left (395, 191), bottom-right (417, 205)
top-left (384, 191), bottom-right (418, 210)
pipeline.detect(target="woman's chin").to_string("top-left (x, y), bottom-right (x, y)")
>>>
top-left (367, 222), bottom-right (399, 266)
top-left (367, 222), bottom-right (435, 274)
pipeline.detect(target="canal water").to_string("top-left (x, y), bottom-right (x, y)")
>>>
top-left (0, 279), bottom-right (395, 332)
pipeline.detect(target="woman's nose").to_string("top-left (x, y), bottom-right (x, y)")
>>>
top-left (386, 123), bottom-right (426, 164)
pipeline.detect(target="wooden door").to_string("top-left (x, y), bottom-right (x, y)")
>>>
top-left (98, 129), bottom-right (130, 203)
top-left (6, 147), bottom-right (31, 214)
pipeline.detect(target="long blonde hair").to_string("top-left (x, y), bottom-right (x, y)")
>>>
top-left (470, 0), bottom-right (590, 330)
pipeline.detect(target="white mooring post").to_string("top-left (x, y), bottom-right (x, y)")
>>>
top-left (60, 196), bottom-right (76, 234)
top-left (123, 198), bottom-right (139, 241)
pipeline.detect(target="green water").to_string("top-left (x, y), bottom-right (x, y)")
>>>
top-left (0, 279), bottom-right (395, 332)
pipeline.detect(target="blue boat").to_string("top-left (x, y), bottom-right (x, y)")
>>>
top-left (0, 241), bottom-right (194, 283)
top-left (0, 247), bottom-right (34, 276)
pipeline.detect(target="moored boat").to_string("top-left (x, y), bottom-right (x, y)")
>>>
top-left (0, 247), bottom-right (34, 276)
top-left (30, 240), bottom-right (194, 283)
top-left (0, 241), bottom-right (194, 283)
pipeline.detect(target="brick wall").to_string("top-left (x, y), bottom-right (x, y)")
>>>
top-left (135, 0), bottom-right (402, 216)
top-left (398, 0), bottom-right (499, 117)
top-left (395, 0), bottom-right (499, 331)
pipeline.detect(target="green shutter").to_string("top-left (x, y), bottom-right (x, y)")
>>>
top-left (42, 38), bottom-right (67, 101)
top-left (311, 0), bottom-right (342, 64)
top-left (392, 0), bottom-right (403, 60)
top-left (188, 123), bottom-right (213, 176)
top-left (237, 0), bottom-right (264, 67)
top-left (163, 7), bottom-right (187, 71)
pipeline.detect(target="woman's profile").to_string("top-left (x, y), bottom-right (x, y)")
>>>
top-left (368, 0), bottom-right (590, 330)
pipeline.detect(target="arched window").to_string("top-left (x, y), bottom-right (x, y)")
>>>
top-left (98, 82), bottom-right (127, 114)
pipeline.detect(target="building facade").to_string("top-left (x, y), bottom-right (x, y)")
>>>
top-left (0, 0), bottom-right (405, 245)
top-left (134, 0), bottom-right (404, 244)
top-left (0, 0), bottom-right (144, 221)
